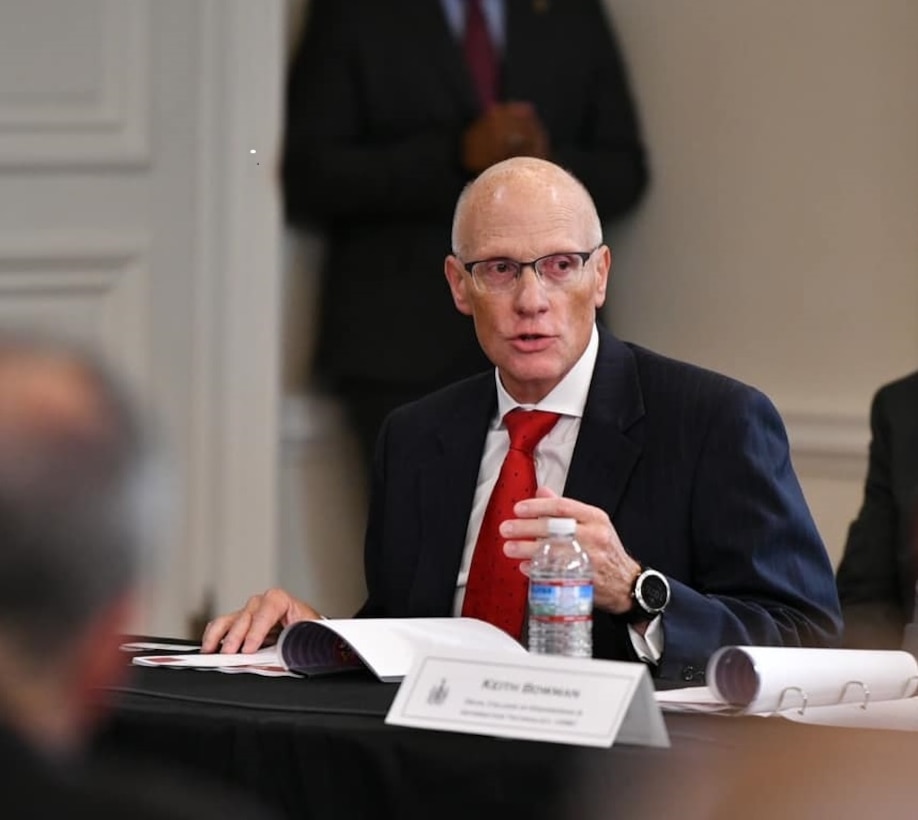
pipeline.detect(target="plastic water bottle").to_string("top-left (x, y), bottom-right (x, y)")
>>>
top-left (528, 517), bottom-right (593, 657)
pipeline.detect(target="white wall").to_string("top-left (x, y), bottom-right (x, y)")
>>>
top-left (604, 0), bottom-right (918, 564)
top-left (0, 0), bottom-right (285, 636)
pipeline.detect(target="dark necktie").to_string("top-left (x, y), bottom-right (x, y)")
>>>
top-left (462, 409), bottom-right (561, 638)
top-left (463, 0), bottom-right (499, 109)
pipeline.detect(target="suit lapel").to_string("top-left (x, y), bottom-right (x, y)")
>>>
top-left (408, 376), bottom-right (497, 615)
top-left (564, 330), bottom-right (644, 517)
top-left (409, 0), bottom-right (480, 114)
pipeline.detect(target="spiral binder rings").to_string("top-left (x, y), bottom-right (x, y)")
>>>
top-left (656, 646), bottom-right (918, 727)
top-left (769, 675), bottom-right (918, 716)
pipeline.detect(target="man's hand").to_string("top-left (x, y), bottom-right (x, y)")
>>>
top-left (461, 102), bottom-right (550, 174)
top-left (200, 588), bottom-right (321, 654)
top-left (499, 487), bottom-right (642, 614)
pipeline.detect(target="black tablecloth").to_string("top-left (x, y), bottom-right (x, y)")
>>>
top-left (94, 647), bottom-right (918, 820)
top-left (98, 662), bottom-right (591, 820)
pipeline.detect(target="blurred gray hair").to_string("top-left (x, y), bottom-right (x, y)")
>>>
top-left (0, 330), bottom-right (165, 663)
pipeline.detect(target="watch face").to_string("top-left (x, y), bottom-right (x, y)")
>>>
top-left (638, 573), bottom-right (669, 612)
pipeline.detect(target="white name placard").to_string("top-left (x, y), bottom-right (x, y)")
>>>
top-left (385, 648), bottom-right (669, 748)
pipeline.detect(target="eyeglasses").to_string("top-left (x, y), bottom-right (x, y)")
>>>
top-left (460, 247), bottom-right (600, 293)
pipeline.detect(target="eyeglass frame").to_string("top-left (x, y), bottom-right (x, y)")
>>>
top-left (458, 246), bottom-right (602, 293)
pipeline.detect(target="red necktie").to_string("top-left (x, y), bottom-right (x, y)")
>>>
top-left (463, 0), bottom-right (499, 109)
top-left (462, 409), bottom-right (561, 638)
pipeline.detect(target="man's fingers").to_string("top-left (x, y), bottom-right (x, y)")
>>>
top-left (201, 613), bottom-right (236, 653)
top-left (220, 595), bottom-right (267, 655)
top-left (513, 492), bottom-right (600, 523)
top-left (219, 609), bottom-right (255, 654)
top-left (226, 590), bottom-right (291, 653)
top-left (199, 589), bottom-right (315, 656)
top-left (243, 604), bottom-right (288, 653)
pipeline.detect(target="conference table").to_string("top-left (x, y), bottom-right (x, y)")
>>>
top-left (95, 642), bottom-right (918, 820)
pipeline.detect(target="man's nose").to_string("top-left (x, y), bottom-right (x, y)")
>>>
top-left (512, 265), bottom-right (550, 310)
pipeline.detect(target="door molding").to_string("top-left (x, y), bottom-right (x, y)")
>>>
top-left (184, 0), bottom-right (285, 625)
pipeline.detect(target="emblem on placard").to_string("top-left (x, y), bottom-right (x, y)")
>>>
top-left (427, 678), bottom-right (450, 706)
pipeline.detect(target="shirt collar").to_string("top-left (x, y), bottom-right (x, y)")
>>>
top-left (439, 0), bottom-right (506, 50)
top-left (494, 324), bottom-right (599, 421)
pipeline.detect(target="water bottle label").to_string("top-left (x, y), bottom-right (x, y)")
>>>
top-left (529, 581), bottom-right (593, 620)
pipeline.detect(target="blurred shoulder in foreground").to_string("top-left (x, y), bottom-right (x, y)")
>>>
top-left (0, 330), bottom-right (278, 818)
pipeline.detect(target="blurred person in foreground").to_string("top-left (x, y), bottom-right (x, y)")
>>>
top-left (0, 332), bottom-right (273, 818)
top-left (205, 157), bottom-right (841, 685)
top-left (568, 712), bottom-right (918, 820)
top-left (836, 370), bottom-right (918, 649)
top-left (284, 0), bottom-right (648, 480)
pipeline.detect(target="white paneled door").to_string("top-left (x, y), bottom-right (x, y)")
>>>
top-left (0, 0), bottom-right (285, 636)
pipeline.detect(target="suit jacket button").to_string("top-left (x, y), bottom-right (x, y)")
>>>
top-left (681, 665), bottom-right (696, 681)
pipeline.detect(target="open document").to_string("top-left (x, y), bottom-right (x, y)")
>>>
top-left (655, 645), bottom-right (918, 730)
top-left (131, 617), bottom-right (527, 682)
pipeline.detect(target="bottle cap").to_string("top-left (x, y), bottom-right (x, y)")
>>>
top-left (546, 517), bottom-right (577, 535)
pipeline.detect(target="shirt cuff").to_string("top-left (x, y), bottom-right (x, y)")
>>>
top-left (627, 615), bottom-right (663, 663)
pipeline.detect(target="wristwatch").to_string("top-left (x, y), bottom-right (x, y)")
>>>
top-left (625, 567), bottom-right (671, 623)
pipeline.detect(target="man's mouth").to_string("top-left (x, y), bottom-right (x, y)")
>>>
top-left (510, 334), bottom-right (553, 351)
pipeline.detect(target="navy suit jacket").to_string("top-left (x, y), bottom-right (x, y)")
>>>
top-left (359, 328), bottom-right (842, 684)
top-left (836, 370), bottom-right (918, 649)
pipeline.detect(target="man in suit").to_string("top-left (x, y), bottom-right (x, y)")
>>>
top-left (284, 0), bottom-right (648, 477)
top-left (836, 371), bottom-right (918, 649)
top-left (0, 332), bottom-right (274, 819)
top-left (204, 157), bottom-right (841, 684)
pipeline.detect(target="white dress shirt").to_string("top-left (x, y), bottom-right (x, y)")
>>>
top-left (439, 0), bottom-right (506, 49)
top-left (451, 325), bottom-right (663, 662)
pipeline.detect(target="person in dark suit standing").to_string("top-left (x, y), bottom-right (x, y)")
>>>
top-left (0, 332), bottom-right (275, 819)
top-left (204, 157), bottom-right (841, 685)
top-left (836, 370), bottom-right (918, 649)
top-left (283, 0), bottom-right (648, 478)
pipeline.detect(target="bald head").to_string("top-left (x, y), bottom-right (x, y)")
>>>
top-left (0, 340), bottom-right (137, 512)
top-left (0, 332), bottom-right (154, 663)
top-left (451, 158), bottom-right (603, 258)
top-left (0, 350), bottom-right (111, 461)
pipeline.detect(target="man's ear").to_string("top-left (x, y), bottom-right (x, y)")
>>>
top-left (444, 256), bottom-right (473, 316)
top-left (593, 244), bottom-right (612, 309)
